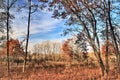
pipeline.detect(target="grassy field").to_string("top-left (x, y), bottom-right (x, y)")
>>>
top-left (0, 58), bottom-right (120, 80)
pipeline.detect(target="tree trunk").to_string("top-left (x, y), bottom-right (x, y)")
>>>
top-left (108, 0), bottom-right (120, 70)
top-left (23, 0), bottom-right (31, 72)
top-left (70, 3), bottom-right (105, 76)
top-left (92, 44), bottom-right (105, 76)
top-left (6, 0), bottom-right (10, 75)
top-left (99, 54), bottom-right (105, 76)
top-left (105, 19), bottom-right (109, 79)
top-left (96, 50), bottom-right (105, 76)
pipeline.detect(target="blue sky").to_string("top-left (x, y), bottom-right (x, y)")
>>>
top-left (11, 10), bottom-right (69, 41)
top-left (9, 0), bottom-right (71, 50)
top-left (3, 0), bottom-right (119, 51)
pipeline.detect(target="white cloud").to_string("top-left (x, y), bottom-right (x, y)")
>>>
top-left (30, 19), bottom-right (61, 34)
top-left (9, 6), bottom-right (69, 51)
top-left (10, 8), bottom-right (62, 39)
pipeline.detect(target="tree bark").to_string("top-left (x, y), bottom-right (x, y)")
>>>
top-left (6, 0), bottom-right (10, 75)
top-left (108, 0), bottom-right (120, 69)
top-left (23, 0), bottom-right (31, 72)
top-left (91, 43), bottom-right (105, 76)
top-left (105, 19), bottom-right (109, 79)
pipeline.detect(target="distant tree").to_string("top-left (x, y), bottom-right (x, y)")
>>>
top-left (33, 40), bottom-right (62, 61)
top-left (62, 37), bottom-right (87, 62)
top-left (51, 41), bottom-right (61, 61)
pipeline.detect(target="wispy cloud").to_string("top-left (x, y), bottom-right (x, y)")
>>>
top-left (9, 2), bottom-right (70, 51)
top-left (10, 8), bottom-right (62, 39)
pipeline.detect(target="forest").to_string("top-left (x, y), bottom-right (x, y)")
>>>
top-left (0, 0), bottom-right (120, 80)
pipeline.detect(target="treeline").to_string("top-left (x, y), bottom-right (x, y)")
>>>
top-left (33, 40), bottom-right (62, 54)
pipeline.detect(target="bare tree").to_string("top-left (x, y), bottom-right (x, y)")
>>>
top-left (22, 0), bottom-right (38, 72)
top-left (39, 0), bottom-right (120, 76)
top-left (107, 0), bottom-right (120, 69)
top-left (6, 0), bottom-right (17, 74)
top-left (23, 0), bottom-right (32, 72)
top-left (51, 41), bottom-right (61, 61)
top-left (33, 40), bottom-right (62, 61)
top-left (99, 0), bottom-right (120, 75)
top-left (39, 0), bottom-right (102, 75)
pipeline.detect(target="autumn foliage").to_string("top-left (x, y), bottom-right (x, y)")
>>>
top-left (62, 39), bottom-right (73, 59)
top-left (3, 38), bottom-right (24, 56)
top-left (101, 40), bottom-right (115, 55)
top-left (62, 39), bottom-right (73, 54)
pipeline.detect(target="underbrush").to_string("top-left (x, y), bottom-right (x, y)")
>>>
top-left (0, 53), bottom-right (119, 80)
top-left (0, 59), bottom-right (119, 80)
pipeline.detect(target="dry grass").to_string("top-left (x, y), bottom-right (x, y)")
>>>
top-left (0, 60), bottom-right (120, 80)
top-left (0, 51), bottom-right (119, 80)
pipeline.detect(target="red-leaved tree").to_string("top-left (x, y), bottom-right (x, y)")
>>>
top-left (3, 38), bottom-right (24, 56)
top-left (62, 39), bottom-right (73, 61)
top-left (101, 40), bottom-right (115, 56)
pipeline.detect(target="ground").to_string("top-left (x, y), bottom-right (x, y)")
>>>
top-left (0, 61), bottom-right (120, 80)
